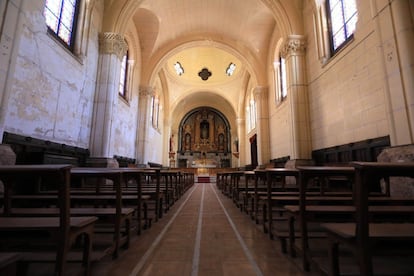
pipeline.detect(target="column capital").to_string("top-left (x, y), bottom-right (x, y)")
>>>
top-left (99, 32), bottom-right (128, 60)
top-left (139, 86), bottom-right (155, 97)
top-left (281, 35), bottom-right (306, 57)
top-left (253, 86), bottom-right (268, 101)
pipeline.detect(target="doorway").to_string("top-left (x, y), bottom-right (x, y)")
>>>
top-left (250, 134), bottom-right (258, 168)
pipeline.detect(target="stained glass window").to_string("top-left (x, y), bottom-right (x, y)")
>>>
top-left (44, 0), bottom-right (79, 49)
top-left (279, 57), bottom-right (287, 100)
top-left (119, 52), bottom-right (128, 98)
top-left (327, 0), bottom-right (358, 52)
top-left (247, 98), bottom-right (256, 131)
top-left (151, 95), bottom-right (160, 129)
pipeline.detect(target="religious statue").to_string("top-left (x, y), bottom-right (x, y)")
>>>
top-left (169, 134), bottom-right (175, 152)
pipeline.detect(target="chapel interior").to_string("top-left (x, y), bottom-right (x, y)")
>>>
top-left (0, 0), bottom-right (414, 275)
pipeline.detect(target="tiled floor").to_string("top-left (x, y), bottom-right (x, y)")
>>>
top-left (29, 183), bottom-right (318, 275)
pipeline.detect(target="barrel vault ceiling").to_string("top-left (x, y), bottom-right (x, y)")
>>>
top-left (120, 0), bottom-right (280, 122)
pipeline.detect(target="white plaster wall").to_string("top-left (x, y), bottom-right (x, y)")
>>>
top-left (268, 98), bottom-right (291, 159)
top-left (146, 124), bottom-right (163, 164)
top-left (304, 0), bottom-right (389, 151)
top-left (2, 0), bottom-right (102, 148)
top-left (113, 95), bottom-right (139, 158)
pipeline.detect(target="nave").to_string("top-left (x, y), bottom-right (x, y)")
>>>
top-left (59, 182), bottom-right (314, 276)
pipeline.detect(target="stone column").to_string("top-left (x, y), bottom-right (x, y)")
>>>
top-left (281, 35), bottom-right (312, 163)
top-left (373, 0), bottom-right (414, 145)
top-left (136, 86), bottom-right (154, 164)
top-left (89, 32), bottom-right (127, 160)
top-left (254, 86), bottom-right (271, 166)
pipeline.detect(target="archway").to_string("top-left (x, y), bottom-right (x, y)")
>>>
top-left (176, 107), bottom-right (232, 169)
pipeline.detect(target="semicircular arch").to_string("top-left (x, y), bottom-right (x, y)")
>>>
top-left (170, 91), bottom-right (237, 136)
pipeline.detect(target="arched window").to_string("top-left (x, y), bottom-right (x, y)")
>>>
top-left (313, 0), bottom-right (358, 63)
top-left (326, 0), bottom-right (358, 53)
top-left (151, 95), bottom-right (160, 129)
top-left (119, 51), bottom-right (128, 99)
top-left (43, 0), bottom-right (80, 51)
top-left (274, 56), bottom-right (287, 104)
top-left (246, 95), bottom-right (256, 132)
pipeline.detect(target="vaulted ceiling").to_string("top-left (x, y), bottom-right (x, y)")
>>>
top-left (103, 0), bottom-right (303, 127)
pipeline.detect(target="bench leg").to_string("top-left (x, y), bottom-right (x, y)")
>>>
top-left (327, 238), bottom-right (339, 276)
top-left (82, 231), bottom-right (93, 276)
top-left (262, 203), bottom-right (268, 234)
top-left (123, 217), bottom-right (131, 249)
top-left (289, 216), bottom-right (296, 258)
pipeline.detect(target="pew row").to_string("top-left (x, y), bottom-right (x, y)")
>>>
top-left (0, 164), bottom-right (98, 276)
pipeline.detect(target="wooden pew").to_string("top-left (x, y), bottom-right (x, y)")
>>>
top-left (8, 167), bottom-right (140, 259)
top-left (246, 169), bottom-right (268, 222)
top-left (0, 164), bottom-right (97, 276)
top-left (0, 253), bottom-right (21, 276)
top-left (321, 162), bottom-right (414, 276)
top-left (69, 167), bottom-right (138, 258)
top-left (228, 171), bottom-right (245, 207)
top-left (241, 170), bottom-right (256, 215)
top-left (140, 168), bottom-right (164, 223)
top-left (264, 168), bottom-right (300, 241)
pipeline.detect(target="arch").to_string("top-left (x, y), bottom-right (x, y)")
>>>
top-left (170, 91), bottom-right (237, 132)
top-left (101, 0), bottom-right (306, 89)
top-left (177, 106), bottom-right (232, 154)
top-left (103, 0), bottom-right (303, 37)
top-left (144, 39), bottom-right (261, 87)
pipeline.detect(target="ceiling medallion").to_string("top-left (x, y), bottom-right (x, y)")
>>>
top-left (198, 68), bottom-right (212, 81)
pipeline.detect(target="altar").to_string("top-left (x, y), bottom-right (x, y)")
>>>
top-left (191, 158), bottom-right (218, 168)
top-left (191, 158), bottom-right (218, 183)
top-left (175, 107), bottom-right (232, 173)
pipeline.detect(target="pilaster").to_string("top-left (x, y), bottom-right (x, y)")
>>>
top-left (372, 0), bottom-right (414, 145)
top-left (253, 86), bottom-right (271, 166)
top-left (136, 86), bottom-right (155, 163)
top-left (90, 32), bottom-right (128, 157)
top-left (282, 35), bottom-right (312, 160)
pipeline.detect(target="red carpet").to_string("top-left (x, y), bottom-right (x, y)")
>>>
top-left (197, 176), bottom-right (210, 183)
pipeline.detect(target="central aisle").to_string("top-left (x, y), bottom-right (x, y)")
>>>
top-left (93, 183), bottom-right (312, 276)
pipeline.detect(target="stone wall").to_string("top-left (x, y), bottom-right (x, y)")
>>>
top-left (0, 144), bottom-right (16, 193)
top-left (377, 144), bottom-right (414, 198)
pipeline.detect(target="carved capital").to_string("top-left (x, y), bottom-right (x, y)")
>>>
top-left (99, 32), bottom-right (128, 60)
top-left (253, 86), bottom-right (268, 101)
top-left (139, 86), bottom-right (155, 98)
top-left (281, 35), bottom-right (306, 57)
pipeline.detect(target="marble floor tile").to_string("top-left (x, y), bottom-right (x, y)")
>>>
top-left (25, 183), bottom-right (318, 276)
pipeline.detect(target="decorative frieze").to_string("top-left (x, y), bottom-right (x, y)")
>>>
top-left (98, 32), bottom-right (128, 60)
